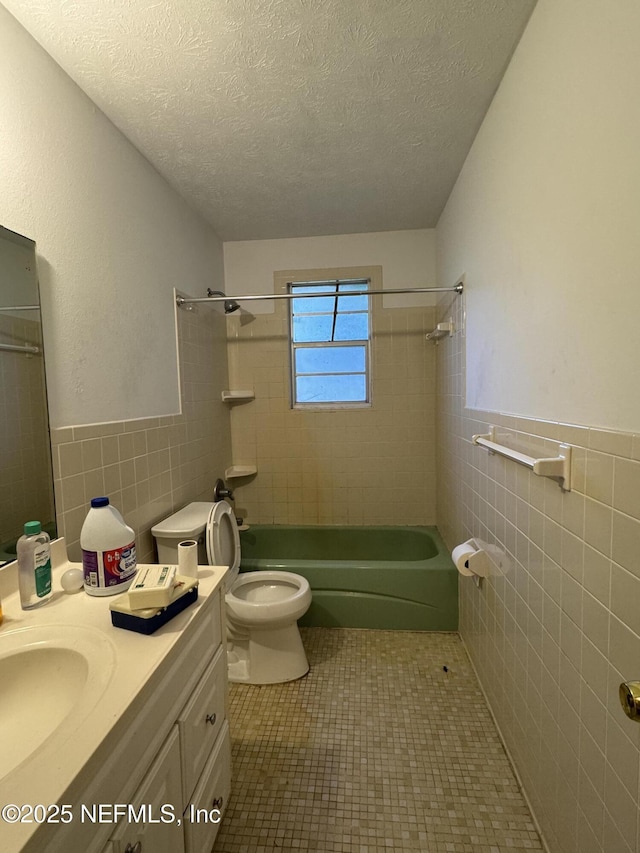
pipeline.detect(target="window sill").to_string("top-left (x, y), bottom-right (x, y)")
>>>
top-left (292, 402), bottom-right (372, 411)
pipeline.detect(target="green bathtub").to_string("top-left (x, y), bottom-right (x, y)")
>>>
top-left (239, 525), bottom-right (458, 631)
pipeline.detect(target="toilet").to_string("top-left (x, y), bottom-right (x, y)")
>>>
top-left (151, 501), bottom-right (311, 684)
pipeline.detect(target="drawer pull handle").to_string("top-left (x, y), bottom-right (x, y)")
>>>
top-left (212, 796), bottom-right (224, 809)
top-left (124, 843), bottom-right (142, 853)
top-left (205, 712), bottom-right (217, 726)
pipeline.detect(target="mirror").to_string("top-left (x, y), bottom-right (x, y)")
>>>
top-left (0, 225), bottom-right (56, 565)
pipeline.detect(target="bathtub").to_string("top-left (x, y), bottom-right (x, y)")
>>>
top-left (238, 525), bottom-right (457, 630)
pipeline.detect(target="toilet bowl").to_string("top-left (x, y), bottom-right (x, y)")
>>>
top-left (151, 501), bottom-right (311, 684)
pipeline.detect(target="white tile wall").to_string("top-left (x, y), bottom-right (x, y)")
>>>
top-left (226, 267), bottom-right (438, 526)
top-left (436, 292), bottom-right (640, 853)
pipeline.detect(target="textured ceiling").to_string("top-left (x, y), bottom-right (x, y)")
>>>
top-left (3, 0), bottom-right (536, 240)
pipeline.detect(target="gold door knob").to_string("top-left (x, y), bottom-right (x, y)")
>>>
top-left (619, 681), bottom-right (640, 721)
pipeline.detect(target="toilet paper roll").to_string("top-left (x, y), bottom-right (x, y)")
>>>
top-left (451, 540), bottom-right (477, 577)
top-left (177, 539), bottom-right (199, 579)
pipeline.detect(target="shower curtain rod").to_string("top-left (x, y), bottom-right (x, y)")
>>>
top-left (176, 281), bottom-right (463, 308)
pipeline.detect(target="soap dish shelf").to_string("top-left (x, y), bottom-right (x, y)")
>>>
top-left (221, 390), bottom-right (254, 403)
top-left (225, 466), bottom-right (257, 479)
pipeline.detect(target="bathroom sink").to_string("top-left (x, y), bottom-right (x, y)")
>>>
top-left (0, 625), bottom-right (116, 779)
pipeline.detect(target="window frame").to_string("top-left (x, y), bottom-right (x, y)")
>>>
top-left (289, 279), bottom-right (372, 409)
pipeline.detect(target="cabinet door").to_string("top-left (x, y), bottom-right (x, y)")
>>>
top-left (179, 645), bottom-right (227, 803)
top-left (184, 721), bottom-right (231, 853)
top-left (110, 726), bottom-right (185, 853)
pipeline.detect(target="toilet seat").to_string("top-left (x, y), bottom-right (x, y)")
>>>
top-left (226, 571), bottom-right (311, 627)
top-left (205, 501), bottom-right (240, 588)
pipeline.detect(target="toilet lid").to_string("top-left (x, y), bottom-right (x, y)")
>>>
top-left (206, 501), bottom-right (240, 586)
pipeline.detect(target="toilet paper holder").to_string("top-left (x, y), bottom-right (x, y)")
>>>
top-left (451, 538), bottom-right (510, 588)
top-left (451, 538), bottom-right (491, 583)
top-left (463, 545), bottom-right (491, 577)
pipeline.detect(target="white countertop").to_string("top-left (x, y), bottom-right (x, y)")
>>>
top-left (0, 539), bottom-right (228, 853)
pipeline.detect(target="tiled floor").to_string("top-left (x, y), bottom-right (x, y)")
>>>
top-left (214, 629), bottom-right (543, 852)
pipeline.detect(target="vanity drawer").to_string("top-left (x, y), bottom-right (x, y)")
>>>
top-left (179, 644), bottom-right (227, 802)
top-left (184, 721), bottom-right (231, 853)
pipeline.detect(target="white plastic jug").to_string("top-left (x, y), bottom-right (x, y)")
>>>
top-left (81, 496), bottom-right (137, 596)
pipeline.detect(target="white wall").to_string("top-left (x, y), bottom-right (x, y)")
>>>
top-left (224, 229), bottom-right (436, 312)
top-left (0, 4), bottom-right (223, 429)
top-left (437, 0), bottom-right (640, 433)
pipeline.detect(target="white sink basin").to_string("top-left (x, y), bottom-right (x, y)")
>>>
top-left (0, 624), bottom-right (116, 779)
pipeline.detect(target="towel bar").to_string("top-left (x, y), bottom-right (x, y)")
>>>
top-left (472, 427), bottom-right (572, 491)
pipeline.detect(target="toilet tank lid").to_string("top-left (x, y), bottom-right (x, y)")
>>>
top-left (151, 501), bottom-right (214, 539)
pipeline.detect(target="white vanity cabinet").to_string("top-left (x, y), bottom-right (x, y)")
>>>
top-left (29, 584), bottom-right (231, 853)
top-left (102, 590), bottom-right (230, 853)
top-left (108, 727), bottom-right (184, 853)
top-left (184, 721), bottom-right (231, 853)
top-left (179, 642), bottom-right (233, 851)
top-left (179, 645), bottom-right (228, 802)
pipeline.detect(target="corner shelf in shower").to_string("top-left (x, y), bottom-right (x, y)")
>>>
top-left (221, 389), bottom-right (254, 403)
top-left (225, 465), bottom-right (257, 479)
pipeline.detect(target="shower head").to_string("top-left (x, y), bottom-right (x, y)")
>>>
top-left (207, 289), bottom-right (240, 314)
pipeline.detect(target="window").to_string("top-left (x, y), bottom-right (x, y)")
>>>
top-left (290, 279), bottom-right (371, 406)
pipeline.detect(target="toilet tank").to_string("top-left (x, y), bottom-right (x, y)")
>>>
top-left (151, 501), bottom-right (214, 564)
